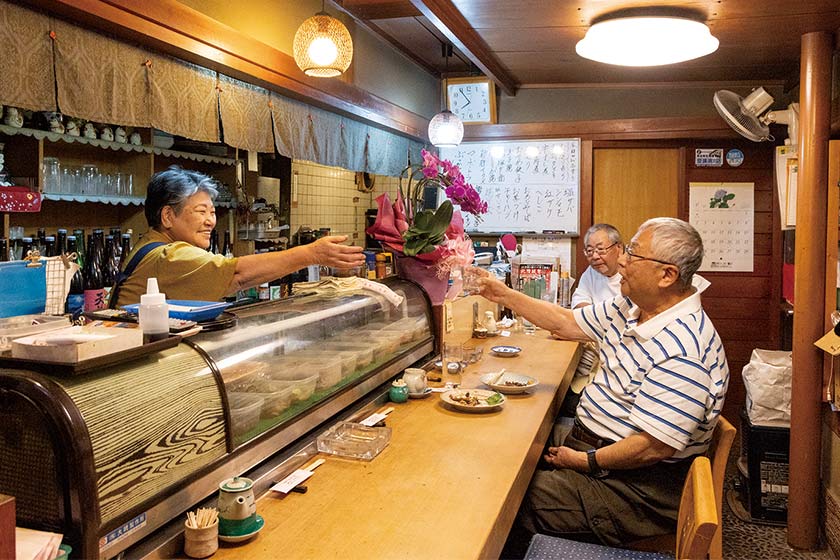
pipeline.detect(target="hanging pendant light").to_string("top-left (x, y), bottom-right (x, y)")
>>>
top-left (294, 2), bottom-right (353, 78)
top-left (429, 43), bottom-right (463, 148)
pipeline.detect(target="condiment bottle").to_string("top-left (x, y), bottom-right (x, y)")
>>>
top-left (389, 378), bottom-right (409, 403)
top-left (375, 253), bottom-right (387, 279)
top-left (139, 277), bottom-right (169, 343)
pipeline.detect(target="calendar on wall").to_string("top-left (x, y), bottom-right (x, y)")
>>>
top-left (689, 182), bottom-right (754, 272)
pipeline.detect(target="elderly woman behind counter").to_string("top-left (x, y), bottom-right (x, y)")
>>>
top-left (112, 167), bottom-right (365, 307)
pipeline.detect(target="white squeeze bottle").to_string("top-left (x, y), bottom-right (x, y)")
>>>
top-left (139, 277), bottom-right (169, 343)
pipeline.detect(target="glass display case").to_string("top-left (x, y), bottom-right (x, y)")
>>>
top-left (0, 277), bottom-right (434, 559)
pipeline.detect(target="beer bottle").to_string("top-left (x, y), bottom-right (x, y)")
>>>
top-left (0, 238), bottom-right (7, 262)
top-left (56, 229), bottom-right (68, 256)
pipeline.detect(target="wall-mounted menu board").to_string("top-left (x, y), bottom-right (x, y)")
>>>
top-left (441, 139), bottom-right (580, 234)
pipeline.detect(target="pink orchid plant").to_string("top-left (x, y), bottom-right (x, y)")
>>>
top-left (366, 149), bottom-right (486, 278)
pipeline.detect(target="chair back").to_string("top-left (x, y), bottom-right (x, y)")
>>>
top-left (705, 416), bottom-right (737, 560)
top-left (675, 456), bottom-right (718, 560)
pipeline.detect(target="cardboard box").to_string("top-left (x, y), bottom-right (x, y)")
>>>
top-left (11, 325), bottom-right (143, 363)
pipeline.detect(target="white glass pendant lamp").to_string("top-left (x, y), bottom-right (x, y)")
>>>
top-left (428, 110), bottom-right (464, 148)
top-left (294, 7), bottom-right (353, 77)
top-left (429, 42), bottom-right (464, 148)
top-left (576, 15), bottom-right (718, 66)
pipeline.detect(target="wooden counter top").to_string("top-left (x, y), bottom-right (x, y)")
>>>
top-left (213, 332), bottom-right (580, 560)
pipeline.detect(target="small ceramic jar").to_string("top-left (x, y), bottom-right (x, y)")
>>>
top-left (389, 379), bottom-right (409, 403)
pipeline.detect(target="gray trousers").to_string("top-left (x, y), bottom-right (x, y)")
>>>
top-left (501, 423), bottom-right (693, 558)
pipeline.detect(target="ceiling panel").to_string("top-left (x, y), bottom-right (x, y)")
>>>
top-left (344, 0), bottom-right (840, 87)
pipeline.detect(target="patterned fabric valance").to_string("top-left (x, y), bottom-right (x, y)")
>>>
top-left (218, 75), bottom-right (273, 153)
top-left (53, 19), bottom-right (149, 127)
top-left (0, 2), bottom-right (55, 112)
top-left (0, 0), bottom-right (427, 173)
top-left (148, 55), bottom-right (219, 143)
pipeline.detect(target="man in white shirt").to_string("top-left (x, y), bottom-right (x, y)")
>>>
top-left (571, 223), bottom-right (623, 309)
top-left (477, 217), bottom-right (729, 555)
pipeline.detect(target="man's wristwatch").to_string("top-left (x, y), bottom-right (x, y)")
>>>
top-left (587, 448), bottom-right (609, 478)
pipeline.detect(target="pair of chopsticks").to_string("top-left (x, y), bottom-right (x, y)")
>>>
top-left (492, 368), bottom-right (507, 384)
top-left (186, 507), bottom-right (218, 529)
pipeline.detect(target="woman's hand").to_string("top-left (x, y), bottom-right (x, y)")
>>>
top-left (309, 236), bottom-right (365, 268)
top-left (473, 267), bottom-right (509, 303)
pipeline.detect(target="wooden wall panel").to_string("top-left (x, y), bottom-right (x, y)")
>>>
top-left (686, 141), bottom-right (779, 421)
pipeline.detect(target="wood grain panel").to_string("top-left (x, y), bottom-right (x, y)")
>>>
top-left (713, 319), bottom-right (771, 341)
top-left (0, 495), bottom-right (13, 560)
top-left (703, 297), bottom-right (773, 319)
top-left (701, 276), bottom-right (771, 299)
top-left (59, 346), bottom-right (226, 525)
top-left (593, 148), bottom-right (680, 238)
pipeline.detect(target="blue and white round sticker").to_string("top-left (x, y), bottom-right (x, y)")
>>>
top-left (726, 149), bottom-right (744, 167)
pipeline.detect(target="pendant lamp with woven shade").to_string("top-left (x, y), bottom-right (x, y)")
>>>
top-left (294, 8), bottom-right (353, 78)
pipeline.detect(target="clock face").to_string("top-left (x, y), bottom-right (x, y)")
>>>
top-left (447, 81), bottom-right (493, 123)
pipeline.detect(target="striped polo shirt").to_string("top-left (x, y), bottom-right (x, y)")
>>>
top-left (573, 290), bottom-right (729, 460)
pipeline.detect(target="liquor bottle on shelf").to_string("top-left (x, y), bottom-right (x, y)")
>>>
top-left (66, 235), bottom-right (85, 314)
top-left (110, 227), bottom-right (122, 259)
top-left (208, 229), bottom-right (219, 254)
top-left (56, 229), bottom-right (67, 256)
top-left (83, 233), bottom-right (106, 311)
top-left (36, 227), bottom-right (46, 254)
top-left (118, 234), bottom-right (132, 271)
top-left (73, 229), bottom-right (86, 268)
top-left (0, 238), bottom-right (7, 262)
top-left (44, 236), bottom-right (56, 257)
top-left (102, 235), bottom-right (119, 300)
top-left (222, 231), bottom-right (233, 258)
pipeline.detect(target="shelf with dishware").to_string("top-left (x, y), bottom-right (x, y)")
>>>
top-left (0, 124), bottom-right (239, 243)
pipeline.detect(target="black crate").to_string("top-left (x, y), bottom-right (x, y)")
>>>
top-left (739, 408), bottom-right (790, 523)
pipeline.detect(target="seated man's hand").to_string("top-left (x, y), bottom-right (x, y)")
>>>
top-left (310, 236), bottom-right (365, 269)
top-left (543, 445), bottom-right (583, 470)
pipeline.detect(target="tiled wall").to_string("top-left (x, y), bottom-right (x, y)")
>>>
top-left (290, 160), bottom-right (401, 246)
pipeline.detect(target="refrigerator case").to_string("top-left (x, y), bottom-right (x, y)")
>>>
top-left (0, 278), bottom-right (433, 559)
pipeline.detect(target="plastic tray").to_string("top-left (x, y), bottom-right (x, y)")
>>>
top-left (0, 314), bottom-right (69, 351)
top-left (316, 421), bottom-right (391, 461)
top-left (122, 300), bottom-right (231, 322)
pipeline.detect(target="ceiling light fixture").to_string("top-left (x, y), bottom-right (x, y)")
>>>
top-left (576, 14), bottom-right (718, 67)
top-left (293, 2), bottom-right (353, 78)
top-left (428, 43), bottom-right (463, 148)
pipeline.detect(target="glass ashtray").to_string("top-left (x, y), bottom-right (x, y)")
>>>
top-left (316, 421), bottom-right (391, 461)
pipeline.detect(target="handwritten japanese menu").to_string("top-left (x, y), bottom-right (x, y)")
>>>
top-left (441, 140), bottom-right (580, 234)
top-left (689, 182), bottom-right (754, 272)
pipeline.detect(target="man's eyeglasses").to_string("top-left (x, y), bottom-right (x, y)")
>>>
top-left (623, 244), bottom-right (675, 267)
top-left (583, 242), bottom-right (620, 257)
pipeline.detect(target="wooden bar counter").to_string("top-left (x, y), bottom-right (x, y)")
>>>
top-left (213, 331), bottom-right (581, 560)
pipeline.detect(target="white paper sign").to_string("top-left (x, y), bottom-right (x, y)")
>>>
top-left (690, 182), bottom-right (754, 272)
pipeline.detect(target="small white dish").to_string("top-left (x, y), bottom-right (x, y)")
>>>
top-left (408, 387), bottom-right (433, 399)
top-left (480, 372), bottom-right (539, 395)
top-left (218, 515), bottom-right (264, 543)
top-left (491, 345), bottom-right (522, 357)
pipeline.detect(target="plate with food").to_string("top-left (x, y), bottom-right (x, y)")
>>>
top-left (491, 345), bottom-right (521, 357)
top-left (480, 372), bottom-right (539, 394)
top-left (440, 389), bottom-right (505, 413)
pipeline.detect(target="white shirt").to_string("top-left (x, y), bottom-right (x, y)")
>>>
top-left (570, 267), bottom-right (622, 308)
top-left (573, 292), bottom-right (729, 459)
top-left (571, 268), bottom-right (711, 308)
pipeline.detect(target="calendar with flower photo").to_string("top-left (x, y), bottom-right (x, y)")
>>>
top-left (689, 182), bottom-right (754, 272)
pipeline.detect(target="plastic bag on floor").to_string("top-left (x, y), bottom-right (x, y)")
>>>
top-left (742, 348), bottom-right (792, 427)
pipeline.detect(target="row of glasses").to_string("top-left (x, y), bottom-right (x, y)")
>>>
top-left (42, 158), bottom-right (134, 197)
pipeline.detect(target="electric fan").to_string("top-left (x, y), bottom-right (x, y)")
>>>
top-left (713, 87), bottom-right (799, 145)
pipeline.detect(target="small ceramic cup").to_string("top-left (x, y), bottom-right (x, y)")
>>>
top-left (403, 368), bottom-right (427, 394)
top-left (184, 518), bottom-right (219, 558)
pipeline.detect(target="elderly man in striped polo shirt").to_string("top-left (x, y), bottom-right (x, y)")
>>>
top-left (477, 217), bottom-right (729, 555)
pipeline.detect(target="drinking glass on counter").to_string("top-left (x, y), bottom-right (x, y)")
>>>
top-left (441, 342), bottom-right (463, 388)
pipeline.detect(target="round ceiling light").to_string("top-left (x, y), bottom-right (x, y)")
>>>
top-left (293, 12), bottom-right (353, 78)
top-left (428, 110), bottom-right (464, 148)
top-left (576, 16), bottom-right (718, 66)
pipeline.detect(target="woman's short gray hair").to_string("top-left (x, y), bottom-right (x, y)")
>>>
top-left (145, 166), bottom-right (219, 228)
top-left (584, 223), bottom-right (622, 246)
top-left (636, 217), bottom-right (704, 290)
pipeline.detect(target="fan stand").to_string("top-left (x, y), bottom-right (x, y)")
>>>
top-left (763, 103), bottom-right (800, 145)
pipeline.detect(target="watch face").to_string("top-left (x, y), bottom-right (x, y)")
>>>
top-left (448, 81), bottom-right (491, 123)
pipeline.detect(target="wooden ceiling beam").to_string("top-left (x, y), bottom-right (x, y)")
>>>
top-left (337, 0), bottom-right (421, 20)
top-left (407, 0), bottom-right (518, 96)
top-left (463, 117), bottom-right (740, 141)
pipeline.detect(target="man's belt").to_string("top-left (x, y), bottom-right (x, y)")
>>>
top-left (571, 418), bottom-right (615, 449)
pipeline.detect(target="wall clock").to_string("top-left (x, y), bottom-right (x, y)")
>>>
top-left (445, 77), bottom-right (497, 125)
